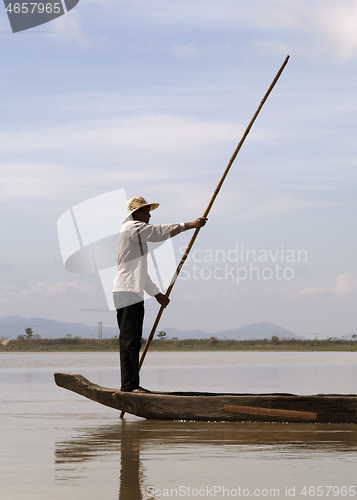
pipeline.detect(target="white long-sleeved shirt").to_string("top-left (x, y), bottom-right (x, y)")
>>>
top-left (112, 220), bottom-right (185, 301)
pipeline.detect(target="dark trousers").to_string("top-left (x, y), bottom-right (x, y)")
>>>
top-left (116, 293), bottom-right (144, 392)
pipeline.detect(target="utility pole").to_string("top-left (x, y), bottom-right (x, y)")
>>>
top-left (98, 322), bottom-right (102, 346)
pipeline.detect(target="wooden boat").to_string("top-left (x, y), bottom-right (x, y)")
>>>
top-left (54, 372), bottom-right (357, 423)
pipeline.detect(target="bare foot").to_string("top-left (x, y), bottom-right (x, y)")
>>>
top-left (132, 386), bottom-right (151, 394)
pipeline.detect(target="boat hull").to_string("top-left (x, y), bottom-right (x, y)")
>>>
top-left (54, 372), bottom-right (357, 423)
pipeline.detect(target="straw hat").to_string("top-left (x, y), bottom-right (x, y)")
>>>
top-left (123, 196), bottom-right (159, 223)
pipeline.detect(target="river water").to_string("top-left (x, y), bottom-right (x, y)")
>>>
top-left (1, 351), bottom-right (357, 500)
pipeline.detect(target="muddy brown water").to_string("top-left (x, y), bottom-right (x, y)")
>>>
top-left (1, 351), bottom-right (357, 499)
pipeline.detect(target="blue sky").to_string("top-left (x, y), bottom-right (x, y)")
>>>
top-left (1, 0), bottom-right (357, 338)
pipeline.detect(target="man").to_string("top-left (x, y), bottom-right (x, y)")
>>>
top-left (113, 195), bottom-right (207, 393)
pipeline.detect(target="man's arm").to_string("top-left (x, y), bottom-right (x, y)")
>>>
top-left (168, 217), bottom-right (208, 237)
top-left (155, 217), bottom-right (207, 307)
top-left (132, 217), bottom-right (208, 242)
top-left (184, 217), bottom-right (207, 230)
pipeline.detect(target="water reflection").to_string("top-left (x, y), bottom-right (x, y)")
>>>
top-left (55, 420), bottom-right (357, 498)
top-left (119, 422), bottom-right (143, 500)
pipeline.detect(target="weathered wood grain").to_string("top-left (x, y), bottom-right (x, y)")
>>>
top-left (224, 404), bottom-right (317, 420)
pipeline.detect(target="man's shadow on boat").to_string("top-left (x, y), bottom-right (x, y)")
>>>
top-left (54, 419), bottom-right (357, 499)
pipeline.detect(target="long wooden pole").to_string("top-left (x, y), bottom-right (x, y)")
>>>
top-left (120, 55), bottom-right (289, 417)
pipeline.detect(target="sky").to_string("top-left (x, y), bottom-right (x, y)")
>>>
top-left (1, 0), bottom-right (357, 338)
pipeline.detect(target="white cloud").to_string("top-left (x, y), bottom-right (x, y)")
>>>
top-left (0, 115), bottom-right (243, 156)
top-left (0, 162), bottom-right (114, 204)
top-left (20, 0), bottom-right (357, 61)
top-left (0, 114), bottom-right (248, 209)
top-left (0, 109), bottom-right (290, 199)
top-left (254, 0), bottom-right (357, 61)
top-left (253, 0), bottom-right (308, 30)
top-left (316, 2), bottom-right (357, 60)
top-left (90, 0), bottom-right (253, 26)
top-left (297, 273), bottom-right (357, 297)
top-left (48, 9), bottom-right (88, 45)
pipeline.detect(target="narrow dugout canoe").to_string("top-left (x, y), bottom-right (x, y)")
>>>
top-left (54, 372), bottom-right (357, 424)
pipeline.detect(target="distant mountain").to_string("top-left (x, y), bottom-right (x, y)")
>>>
top-left (0, 316), bottom-right (118, 340)
top-left (0, 316), bottom-right (303, 341)
top-left (220, 322), bottom-right (303, 340)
